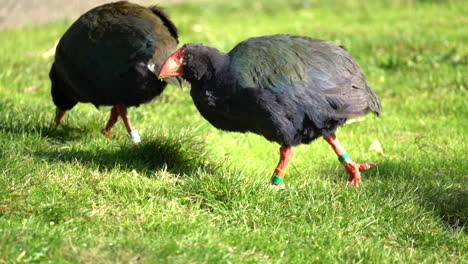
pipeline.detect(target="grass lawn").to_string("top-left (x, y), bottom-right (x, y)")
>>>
top-left (0, 0), bottom-right (466, 262)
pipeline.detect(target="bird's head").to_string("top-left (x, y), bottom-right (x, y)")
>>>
top-left (159, 44), bottom-right (221, 82)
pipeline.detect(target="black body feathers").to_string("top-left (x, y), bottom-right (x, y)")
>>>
top-left (181, 34), bottom-right (382, 146)
top-left (50, 1), bottom-right (179, 110)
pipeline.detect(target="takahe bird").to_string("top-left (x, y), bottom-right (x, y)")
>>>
top-left (159, 34), bottom-right (382, 186)
top-left (50, 1), bottom-right (180, 144)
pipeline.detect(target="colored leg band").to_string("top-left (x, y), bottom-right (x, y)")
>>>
top-left (274, 168), bottom-right (286, 177)
top-left (271, 174), bottom-right (284, 185)
top-left (338, 153), bottom-right (353, 165)
top-left (128, 129), bottom-right (141, 144)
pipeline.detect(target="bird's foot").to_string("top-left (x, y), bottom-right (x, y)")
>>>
top-left (344, 162), bottom-right (376, 187)
top-left (269, 183), bottom-right (285, 190)
top-left (102, 129), bottom-right (113, 139)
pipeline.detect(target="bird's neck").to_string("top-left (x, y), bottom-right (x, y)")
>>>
top-left (209, 52), bottom-right (231, 81)
top-left (191, 52), bottom-right (231, 89)
top-left (189, 52), bottom-right (236, 111)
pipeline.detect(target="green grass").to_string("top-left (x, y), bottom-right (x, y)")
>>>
top-left (0, 0), bottom-right (466, 263)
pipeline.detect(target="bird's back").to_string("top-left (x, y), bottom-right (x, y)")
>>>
top-left (229, 34), bottom-right (382, 119)
top-left (218, 34), bottom-right (382, 145)
top-left (52, 1), bottom-right (178, 107)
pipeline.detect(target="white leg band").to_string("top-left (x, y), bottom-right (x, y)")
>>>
top-left (342, 156), bottom-right (353, 165)
top-left (128, 129), bottom-right (141, 144)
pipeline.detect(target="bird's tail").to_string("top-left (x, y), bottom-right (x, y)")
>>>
top-left (49, 63), bottom-right (77, 111)
top-left (148, 5), bottom-right (179, 42)
top-left (367, 87), bottom-right (382, 117)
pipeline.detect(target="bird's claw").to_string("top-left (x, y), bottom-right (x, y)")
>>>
top-left (269, 183), bottom-right (285, 190)
top-left (102, 129), bottom-right (113, 139)
top-left (345, 162), bottom-right (375, 187)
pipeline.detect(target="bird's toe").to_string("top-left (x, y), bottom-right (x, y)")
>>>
top-left (269, 183), bottom-right (286, 190)
top-left (102, 129), bottom-right (113, 139)
top-left (358, 162), bottom-right (375, 170)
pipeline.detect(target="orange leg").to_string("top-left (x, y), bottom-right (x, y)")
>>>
top-left (115, 105), bottom-right (133, 133)
top-left (115, 104), bottom-right (141, 144)
top-left (55, 108), bottom-right (66, 126)
top-left (323, 133), bottom-right (375, 187)
top-left (271, 146), bottom-right (294, 185)
top-left (102, 106), bottom-right (119, 138)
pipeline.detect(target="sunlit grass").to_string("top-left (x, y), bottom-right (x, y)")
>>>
top-left (0, 0), bottom-right (466, 263)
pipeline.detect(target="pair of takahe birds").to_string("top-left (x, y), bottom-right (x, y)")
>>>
top-left (51, 1), bottom-right (382, 186)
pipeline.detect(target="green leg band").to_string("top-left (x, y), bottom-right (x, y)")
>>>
top-left (338, 153), bottom-right (350, 162)
top-left (271, 174), bottom-right (284, 185)
top-left (338, 153), bottom-right (353, 165)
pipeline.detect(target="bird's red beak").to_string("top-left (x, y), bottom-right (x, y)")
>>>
top-left (159, 48), bottom-right (186, 78)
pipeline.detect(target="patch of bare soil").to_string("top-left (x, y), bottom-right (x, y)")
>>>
top-left (0, 0), bottom-right (183, 28)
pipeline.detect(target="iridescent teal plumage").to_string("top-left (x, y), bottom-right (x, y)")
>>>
top-left (179, 34), bottom-right (381, 147)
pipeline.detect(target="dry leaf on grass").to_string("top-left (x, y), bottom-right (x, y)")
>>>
top-left (42, 40), bottom-right (58, 58)
top-left (369, 138), bottom-right (384, 154)
top-left (346, 116), bottom-right (366, 125)
top-left (23, 85), bottom-right (41, 92)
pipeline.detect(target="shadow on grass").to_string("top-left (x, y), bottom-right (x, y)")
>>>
top-left (374, 160), bottom-right (467, 230)
top-left (0, 99), bottom-right (94, 142)
top-left (419, 184), bottom-right (467, 230)
top-left (5, 122), bottom-right (95, 142)
top-left (0, 99), bottom-right (220, 179)
top-left (33, 135), bottom-right (219, 179)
